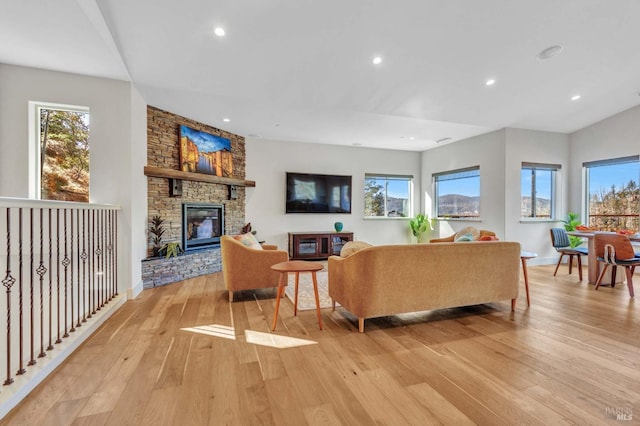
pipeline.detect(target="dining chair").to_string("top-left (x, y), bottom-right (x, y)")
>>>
top-left (594, 233), bottom-right (640, 297)
top-left (549, 228), bottom-right (588, 280)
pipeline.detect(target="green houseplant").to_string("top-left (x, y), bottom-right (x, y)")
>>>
top-left (160, 241), bottom-right (183, 258)
top-left (149, 215), bottom-right (166, 257)
top-left (409, 214), bottom-right (429, 243)
top-left (563, 212), bottom-right (583, 248)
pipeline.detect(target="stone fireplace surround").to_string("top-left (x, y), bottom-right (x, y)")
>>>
top-left (142, 106), bottom-right (247, 288)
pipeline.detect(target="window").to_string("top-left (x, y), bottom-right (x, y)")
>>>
top-left (584, 156), bottom-right (639, 231)
top-left (520, 162), bottom-right (560, 219)
top-left (433, 166), bottom-right (480, 218)
top-left (364, 174), bottom-right (412, 217)
top-left (30, 102), bottom-right (90, 202)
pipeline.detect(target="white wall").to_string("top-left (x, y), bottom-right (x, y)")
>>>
top-left (569, 105), bottom-right (640, 216)
top-left (0, 63), bottom-right (147, 297)
top-left (504, 128), bottom-right (570, 263)
top-left (245, 139), bottom-right (421, 249)
top-left (421, 129), bottom-right (507, 240)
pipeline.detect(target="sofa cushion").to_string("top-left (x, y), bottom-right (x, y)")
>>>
top-left (233, 232), bottom-right (263, 250)
top-left (340, 241), bottom-right (372, 257)
top-left (455, 226), bottom-right (481, 241)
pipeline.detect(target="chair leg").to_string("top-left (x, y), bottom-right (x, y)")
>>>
top-left (577, 255), bottom-right (583, 281)
top-left (554, 254), bottom-right (564, 276)
top-left (625, 267), bottom-right (635, 298)
top-left (229, 290), bottom-right (234, 302)
top-left (568, 254), bottom-right (573, 275)
top-left (611, 266), bottom-right (617, 287)
top-left (595, 264), bottom-right (609, 290)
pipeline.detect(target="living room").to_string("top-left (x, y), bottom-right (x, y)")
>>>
top-left (1, 1), bottom-right (640, 423)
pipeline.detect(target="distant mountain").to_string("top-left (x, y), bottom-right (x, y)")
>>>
top-left (520, 196), bottom-right (551, 217)
top-left (438, 194), bottom-right (480, 216)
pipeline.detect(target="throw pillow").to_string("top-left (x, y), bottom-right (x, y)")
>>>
top-left (479, 235), bottom-right (499, 241)
top-left (454, 226), bottom-right (480, 241)
top-left (454, 233), bottom-right (474, 242)
top-left (340, 241), bottom-right (372, 257)
top-left (233, 232), bottom-right (263, 250)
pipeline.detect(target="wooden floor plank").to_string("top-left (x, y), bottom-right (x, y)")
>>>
top-left (3, 265), bottom-right (640, 425)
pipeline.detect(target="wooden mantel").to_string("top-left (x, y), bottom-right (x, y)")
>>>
top-left (144, 166), bottom-right (256, 187)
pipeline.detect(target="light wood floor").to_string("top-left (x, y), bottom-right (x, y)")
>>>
top-left (2, 265), bottom-right (639, 425)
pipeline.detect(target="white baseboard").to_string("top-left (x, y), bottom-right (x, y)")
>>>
top-left (128, 279), bottom-right (144, 299)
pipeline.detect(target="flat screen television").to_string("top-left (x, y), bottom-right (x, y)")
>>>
top-left (286, 172), bottom-right (352, 213)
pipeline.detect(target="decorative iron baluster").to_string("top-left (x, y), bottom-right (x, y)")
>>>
top-left (114, 210), bottom-right (118, 296)
top-left (28, 208), bottom-right (36, 366)
top-left (75, 209), bottom-right (81, 328)
top-left (81, 209), bottom-right (87, 323)
top-left (62, 209), bottom-right (70, 338)
top-left (17, 208), bottom-right (25, 375)
top-left (107, 210), bottom-right (113, 301)
top-left (3, 208), bottom-right (16, 385)
top-left (96, 210), bottom-right (103, 311)
top-left (55, 209), bottom-right (61, 345)
top-left (91, 210), bottom-right (96, 316)
top-left (37, 208), bottom-right (47, 358)
top-left (47, 209), bottom-right (53, 351)
top-left (70, 210), bottom-right (75, 333)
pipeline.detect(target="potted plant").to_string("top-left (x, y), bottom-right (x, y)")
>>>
top-left (563, 212), bottom-right (583, 248)
top-left (149, 215), bottom-right (165, 257)
top-left (409, 213), bottom-right (429, 243)
top-left (160, 241), bottom-right (183, 258)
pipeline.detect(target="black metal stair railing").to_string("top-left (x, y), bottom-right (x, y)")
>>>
top-left (1, 204), bottom-right (118, 388)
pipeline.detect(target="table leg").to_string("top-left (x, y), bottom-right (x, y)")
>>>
top-left (521, 257), bottom-right (531, 307)
top-left (587, 237), bottom-right (598, 284)
top-left (271, 272), bottom-right (287, 331)
top-left (294, 272), bottom-right (300, 316)
top-left (311, 271), bottom-right (323, 330)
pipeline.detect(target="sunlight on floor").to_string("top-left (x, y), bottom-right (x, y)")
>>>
top-left (181, 324), bottom-right (236, 340)
top-left (181, 324), bottom-right (318, 348)
top-left (244, 330), bottom-right (317, 348)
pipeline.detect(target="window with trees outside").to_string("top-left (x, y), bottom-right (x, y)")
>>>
top-left (364, 174), bottom-right (412, 218)
top-left (434, 166), bottom-right (480, 218)
top-left (584, 155), bottom-right (639, 231)
top-left (521, 162), bottom-right (560, 219)
top-left (34, 103), bottom-right (90, 202)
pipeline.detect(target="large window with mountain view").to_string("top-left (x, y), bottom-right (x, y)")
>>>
top-left (434, 166), bottom-right (480, 218)
top-left (364, 174), bottom-right (412, 218)
top-left (34, 103), bottom-right (90, 202)
top-left (584, 155), bottom-right (639, 231)
top-left (521, 162), bottom-right (559, 219)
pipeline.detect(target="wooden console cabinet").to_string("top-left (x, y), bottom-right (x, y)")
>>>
top-left (288, 231), bottom-right (353, 260)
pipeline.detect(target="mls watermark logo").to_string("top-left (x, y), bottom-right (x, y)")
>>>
top-left (605, 407), bottom-right (633, 421)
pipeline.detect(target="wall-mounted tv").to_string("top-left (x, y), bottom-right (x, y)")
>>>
top-left (286, 172), bottom-right (352, 213)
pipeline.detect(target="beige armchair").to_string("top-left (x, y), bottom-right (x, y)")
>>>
top-left (220, 235), bottom-right (288, 301)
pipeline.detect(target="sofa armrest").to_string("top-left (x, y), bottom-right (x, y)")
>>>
top-left (261, 244), bottom-right (279, 251)
top-left (429, 235), bottom-right (455, 243)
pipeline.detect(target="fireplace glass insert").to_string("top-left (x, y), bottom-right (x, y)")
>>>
top-left (182, 203), bottom-right (224, 251)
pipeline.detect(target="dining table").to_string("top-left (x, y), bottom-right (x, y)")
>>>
top-left (567, 230), bottom-right (640, 284)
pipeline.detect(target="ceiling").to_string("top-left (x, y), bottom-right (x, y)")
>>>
top-left (2, 0), bottom-right (640, 151)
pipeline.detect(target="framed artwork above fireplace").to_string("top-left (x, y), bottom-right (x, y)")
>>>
top-left (179, 125), bottom-right (233, 177)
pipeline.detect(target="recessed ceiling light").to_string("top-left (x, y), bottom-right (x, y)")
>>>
top-left (214, 27), bottom-right (225, 37)
top-left (571, 95), bottom-right (581, 101)
top-left (372, 56), bottom-right (382, 65)
top-left (486, 79), bottom-right (496, 86)
top-left (536, 45), bottom-right (563, 61)
top-left (408, 136), bottom-right (415, 140)
top-left (223, 118), bottom-right (230, 122)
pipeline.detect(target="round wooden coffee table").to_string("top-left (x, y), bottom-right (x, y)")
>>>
top-left (270, 260), bottom-right (324, 331)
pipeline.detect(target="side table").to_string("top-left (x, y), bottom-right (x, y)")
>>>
top-left (520, 251), bottom-right (537, 307)
top-left (270, 260), bottom-right (324, 331)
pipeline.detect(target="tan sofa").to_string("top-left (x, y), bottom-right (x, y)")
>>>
top-left (220, 235), bottom-right (288, 302)
top-left (328, 241), bottom-right (521, 332)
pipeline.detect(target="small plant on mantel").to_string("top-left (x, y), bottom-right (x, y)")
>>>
top-left (149, 215), bottom-right (166, 257)
top-left (160, 241), bottom-right (183, 258)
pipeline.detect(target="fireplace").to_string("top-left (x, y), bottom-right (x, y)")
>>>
top-left (182, 203), bottom-right (224, 251)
